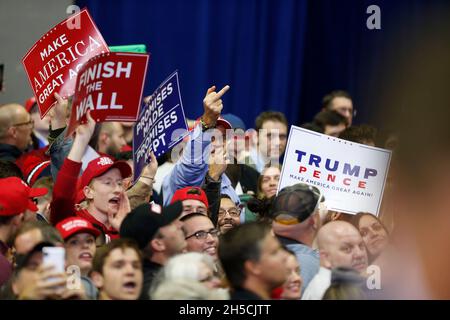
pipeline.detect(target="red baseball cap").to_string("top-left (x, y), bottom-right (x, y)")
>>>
top-left (0, 177), bottom-right (47, 216)
top-left (79, 156), bottom-right (132, 190)
top-left (56, 217), bottom-right (101, 240)
top-left (24, 96), bottom-right (37, 113)
top-left (170, 186), bottom-right (209, 208)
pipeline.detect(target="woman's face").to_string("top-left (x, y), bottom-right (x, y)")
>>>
top-left (260, 167), bottom-right (280, 199)
top-left (358, 214), bottom-right (389, 258)
top-left (281, 254), bottom-right (302, 300)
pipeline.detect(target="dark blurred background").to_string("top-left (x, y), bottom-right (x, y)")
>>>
top-left (2, 0), bottom-right (449, 129)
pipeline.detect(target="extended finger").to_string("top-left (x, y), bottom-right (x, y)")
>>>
top-left (206, 86), bottom-right (216, 96)
top-left (215, 85), bottom-right (230, 99)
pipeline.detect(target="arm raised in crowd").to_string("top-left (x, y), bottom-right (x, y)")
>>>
top-left (126, 152), bottom-right (158, 210)
top-left (48, 93), bottom-right (72, 182)
top-left (203, 144), bottom-right (228, 225)
top-left (162, 85), bottom-right (230, 205)
top-left (49, 111), bottom-right (96, 225)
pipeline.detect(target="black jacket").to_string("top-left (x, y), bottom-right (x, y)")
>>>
top-left (140, 260), bottom-right (162, 300)
top-left (0, 143), bottom-right (22, 162)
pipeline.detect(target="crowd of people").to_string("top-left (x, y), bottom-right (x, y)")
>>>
top-left (0, 87), bottom-right (411, 300)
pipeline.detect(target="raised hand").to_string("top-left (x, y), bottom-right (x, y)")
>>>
top-left (48, 92), bottom-right (69, 130)
top-left (208, 143), bottom-right (229, 181)
top-left (108, 191), bottom-right (131, 231)
top-left (202, 85), bottom-right (230, 128)
top-left (68, 110), bottom-right (96, 162)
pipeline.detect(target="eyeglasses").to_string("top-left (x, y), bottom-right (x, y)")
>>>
top-left (218, 208), bottom-right (241, 218)
top-left (13, 119), bottom-right (34, 128)
top-left (185, 228), bottom-right (220, 240)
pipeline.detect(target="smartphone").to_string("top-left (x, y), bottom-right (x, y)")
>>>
top-left (42, 247), bottom-right (65, 273)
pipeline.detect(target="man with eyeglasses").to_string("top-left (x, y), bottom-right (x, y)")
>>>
top-left (217, 194), bottom-right (241, 234)
top-left (0, 103), bottom-right (34, 161)
top-left (180, 213), bottom-right (220, 263)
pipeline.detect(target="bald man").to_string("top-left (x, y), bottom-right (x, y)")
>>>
top-left (97, 122), bottom-right (127, 156)
top-left (302, 220), bottom-right (368, 300)
top-left (0, 104), bottom-right (33, 161)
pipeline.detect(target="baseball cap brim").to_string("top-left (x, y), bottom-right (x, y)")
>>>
top-left (63, 226), bottom-right (101, 240)
top-left (26, 187), bottom-right (48, 212)
top-left (15, 241), bottom-right (54, 271)
top-left (161, 201), bottom-right (184, 225)
top-left (81, 160), bottom-right (132, 189)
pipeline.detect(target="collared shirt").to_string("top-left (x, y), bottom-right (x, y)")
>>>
top-left (277, 236), bottom-right (320, 294)
top-left (301, 267), bottom-right (332, 300)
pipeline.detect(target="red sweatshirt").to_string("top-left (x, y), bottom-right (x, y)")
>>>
top-left (50, 158), bottom-right (119, 239)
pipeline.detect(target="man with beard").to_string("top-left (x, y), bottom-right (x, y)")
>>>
top-left (217, 195), bottom-right (241, 234)
top-left (302, 221), bottom-right (368, 300)
top-left (96, 122), bottom-right (127, 157)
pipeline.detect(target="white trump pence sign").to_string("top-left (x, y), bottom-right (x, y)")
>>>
top-left (278, 126), bottom-right (392, 215)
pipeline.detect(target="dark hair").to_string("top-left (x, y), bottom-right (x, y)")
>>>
top-left (313, 110), bottom-right (348, 129)
top-left (339, 125), bottom-right (377, 146)
top-left (322, 267), bottom-right (366, 300)
top-left (247, 196), bottom-right (274, 223)
top-left (14, 220), bottom-right (63, 247)
top-left (91, 238), bottom-right (142, 275)
top-left (218, 222), bottom-right (272, 288)
top-left (299, 122), bottom-right (324, 134)
top-left (322, 90), bottom-right (352, 110)
top-left (220, 194), bottom-right (232, 201)
top-left (0, 160), bottom-right (24, 179)
top-left (179, 212), bottom-right (210, 223)
top-left (350, 212), bottom-right (389, 236)
top-left (0, 215), bottom-right (15, 226)
top-left (255, 111), bottom-right (288, 131)
top-left (114, 151), bottom-right (133, 161)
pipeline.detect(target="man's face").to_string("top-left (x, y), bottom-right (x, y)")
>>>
top-left (217, 198), bottom-right (240, 234)
top-left (12, 108), bottom-right (33, 150)
top-left (260, 166), bottom-right (280, 198)
top-left (258, 120), bottom-right (288, 160)
top-left (252, 233), bottom-right (288, 289)
top-left (157, 221), bottom-right (187, 256)
top-left (322, 228), bottom-right (368, 274)
top-left (324, 123), bottom-right (347, 137)
top-left (14, 228), bottom-right (42, 255)
top-left (105, 123), bottom-right (127, 155)
top-left (99, 247), bottom-right (143, 300)
top-left (183, 216), bottom-right (219, 261)
top-left (85, 168), bottom-right (125, 216)
top-left (329, 97), bottom-right (353, 126)
top-left (65, 233), bottom-right (96, 276)
top-left (180, 199), bottom-right (208, 218)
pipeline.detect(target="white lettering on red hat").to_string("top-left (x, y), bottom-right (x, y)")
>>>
top-left (62, 219), bottom-right (89, 231)
top-left (151, 203), bottom-right (162, 214)
top-left (97, 157), bottom-right (114, 166)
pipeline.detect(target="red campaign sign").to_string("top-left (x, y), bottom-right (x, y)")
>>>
top-left (22, 8), bottom-right (109, 119)
top-left (66, 52), bottom-right (149, 137)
